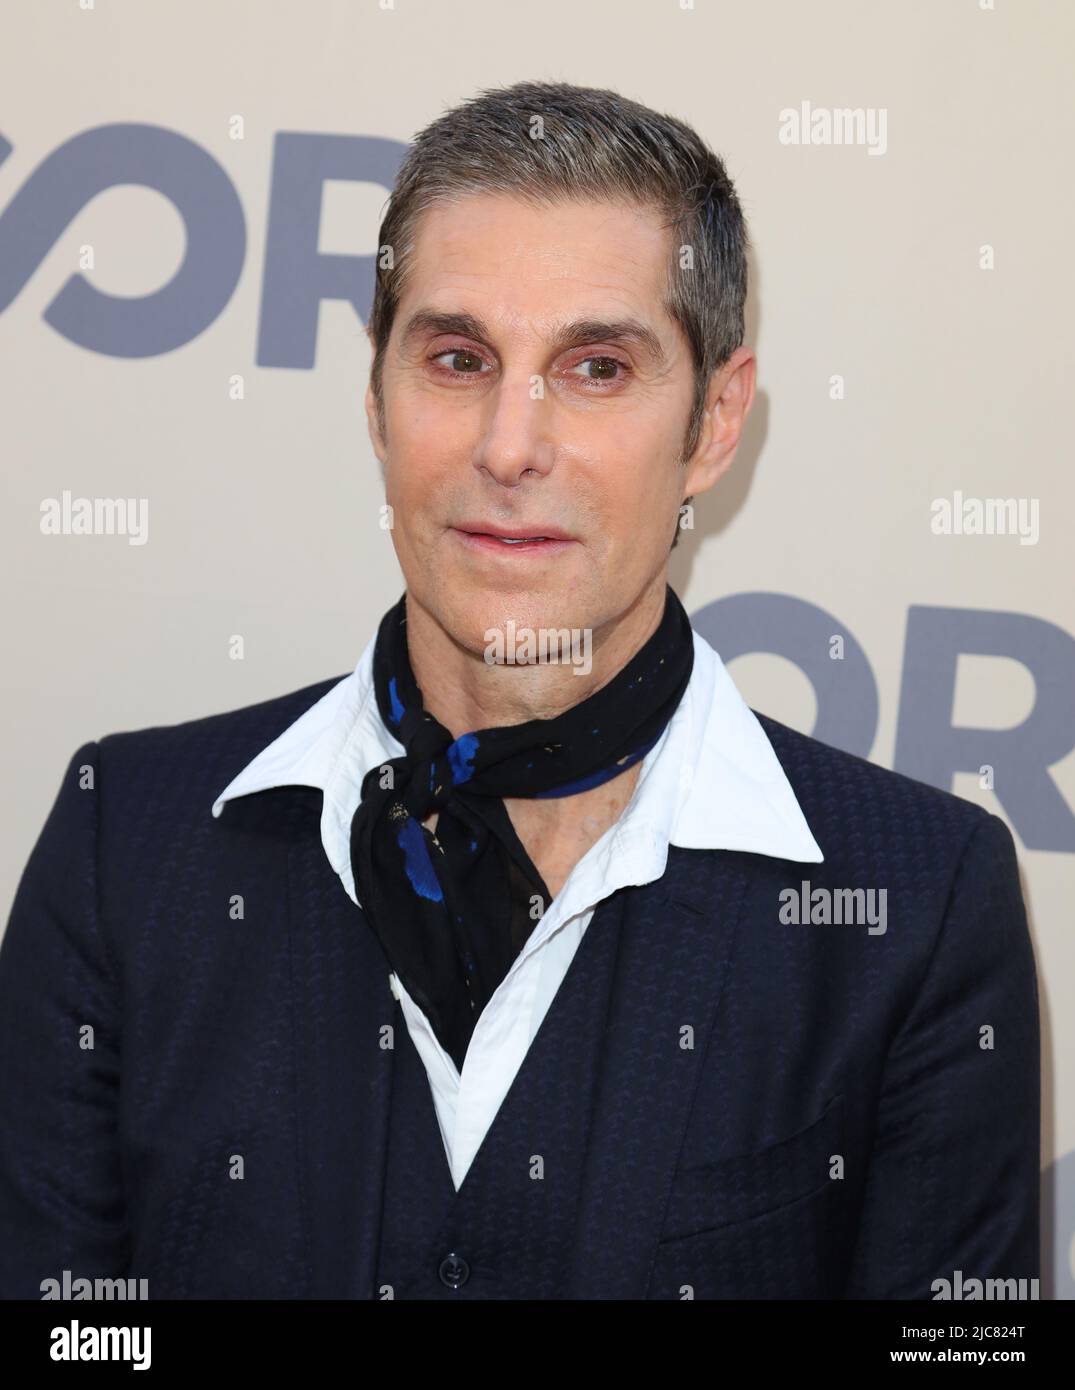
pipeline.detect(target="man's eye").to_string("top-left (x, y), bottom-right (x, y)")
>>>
top-left (567, 356), bottom-right (627, 382)
top-left (432, 349), bottom-right (489, 374)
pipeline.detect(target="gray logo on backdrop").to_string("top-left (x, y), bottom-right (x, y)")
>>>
top-left (0, 123), bottom-right (403, 360)
top-left (693, 595), bottom-right (1075, 854)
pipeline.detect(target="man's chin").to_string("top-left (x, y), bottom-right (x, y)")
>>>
top-left (428, 582), bottom-right (593, 661)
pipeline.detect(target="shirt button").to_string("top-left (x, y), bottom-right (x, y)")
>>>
top-left (437, 1252), bottom-right (470, 1289)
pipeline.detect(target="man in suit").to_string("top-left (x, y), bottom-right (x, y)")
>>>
top-left (0, 79), bottom-right (1039, 1300)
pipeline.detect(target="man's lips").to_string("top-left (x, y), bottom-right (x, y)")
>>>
top-left (451, 523), bottom-right (577, 555)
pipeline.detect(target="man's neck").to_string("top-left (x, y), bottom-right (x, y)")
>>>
top-left (405, 575), bottom-right (668, 736)
top-left (405, 574), bottom-right (670, 899)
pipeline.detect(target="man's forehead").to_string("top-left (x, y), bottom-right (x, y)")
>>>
top-left (405, 193), bottom-right (670, 285)
top-left (396, 194), bottom-right (678, 352)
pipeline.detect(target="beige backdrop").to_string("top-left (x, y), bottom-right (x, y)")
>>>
top-left (2, 0), bottom-right (1072, 1294)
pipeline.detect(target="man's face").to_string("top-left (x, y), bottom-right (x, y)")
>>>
top-left (366, 193), bottom-right (719, 653)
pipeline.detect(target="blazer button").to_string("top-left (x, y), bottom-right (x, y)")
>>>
top-left (438, 1252), bottom-right (470, 1289)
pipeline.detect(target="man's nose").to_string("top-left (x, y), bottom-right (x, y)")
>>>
top-left (473, 374), bottom-right (555, 486)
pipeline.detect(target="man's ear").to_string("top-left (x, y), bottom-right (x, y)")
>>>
top-left (364, 375), bottom-right (387, 464)
top-left (682, 346), bottom-right (757, 500)
top-left (363, 324), bottom-right (389, 462)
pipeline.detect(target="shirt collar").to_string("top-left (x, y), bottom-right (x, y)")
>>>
top-left (211, 623), bottom-right (824, 905)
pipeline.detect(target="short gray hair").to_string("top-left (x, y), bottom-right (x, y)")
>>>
top-left (369, 80), bottom-right (751, 548)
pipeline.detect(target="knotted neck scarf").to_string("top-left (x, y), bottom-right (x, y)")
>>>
top-left (349, 583), bottom-right (695, 1072)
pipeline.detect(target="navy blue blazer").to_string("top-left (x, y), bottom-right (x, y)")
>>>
top-left (0, 675), bottom-right (1040, 1298)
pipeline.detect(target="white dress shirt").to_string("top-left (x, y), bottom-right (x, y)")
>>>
top-left (212, 622), bottom-right (824, 1191)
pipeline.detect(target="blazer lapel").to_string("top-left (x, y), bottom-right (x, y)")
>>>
top-left (566, 845), bottom-right (751, 1298)
top-left (285, 794), bottom-right (396, 1298)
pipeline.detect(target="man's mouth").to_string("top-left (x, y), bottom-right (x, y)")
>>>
top-left (452, 524), bottom-right (576, 555)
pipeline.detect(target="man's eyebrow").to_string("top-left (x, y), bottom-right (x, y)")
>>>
top-left (397, 309), bottom-right (668, 367)
top-left (399, 310), bottom-right (491, 349)
top-left (554, 318), bottom-right (668, 367)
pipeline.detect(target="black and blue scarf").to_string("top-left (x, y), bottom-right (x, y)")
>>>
top-left (349, 584), bottom-right (694, 1072)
